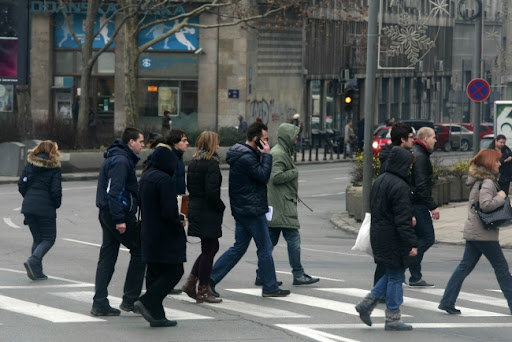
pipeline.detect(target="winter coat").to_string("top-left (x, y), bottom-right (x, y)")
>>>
top-left (96, 139), bottom-right (140, 224)
top-left (370, 146), bottom-right (418, 268)
top-left (226, 143), bottom-right (272, 219)
top-left (410, 141), bottom-right (437, 210)
top-left (378, 143), bottom-right (394, 174)
top-left (488, 142), bottom-right (512, 183)
top-left (186, 151), bottom-right (225, 239)
top-left (18, 152), bottom-right (62, 218)
top-left (267, 123), bottom-right (301, 229)
top-left (172, 147), bottom-right (186, 195)
top-left (463, 164), bottom-right (504, 242)
top-left (139, 145), bottom-right (186, 264)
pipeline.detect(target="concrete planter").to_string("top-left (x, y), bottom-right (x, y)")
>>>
top-left (346, 185), bottom-right (364, 222)
top-left (461, 175), bottom-right (470, 200)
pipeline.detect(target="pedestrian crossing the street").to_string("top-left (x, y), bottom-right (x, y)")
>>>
top-left (0, 284), bottom-right (510, 325)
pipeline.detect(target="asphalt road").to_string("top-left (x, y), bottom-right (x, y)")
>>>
top-left (1, 161), bottom-right (512, 341)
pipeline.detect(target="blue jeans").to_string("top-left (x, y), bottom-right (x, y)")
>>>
top-left (24, 214), bottom-right (57, 274)
top-left (268, 228), bottom-right (304, 278)
top-left (210, 214), bottom-right (279, 293)
top-left (409, 205), bottom-right (435, 283)
top-left (440, 241), bottom-right (512, 311)
top-left (371, 267), bottom-right (405, 310)
top-left (93, 210), bottom-right (146, 308)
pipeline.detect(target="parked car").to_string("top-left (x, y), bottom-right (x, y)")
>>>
top-left (480, 133), bottom-right (494, 150)
top-left (372, 126), bottom-right (392, 155)
top-left (399, 119), bottom-right (434, 131)
top-left (452, 122), bottom-right (494, 139)
top-left (434, 123), bottom-right (474, 152)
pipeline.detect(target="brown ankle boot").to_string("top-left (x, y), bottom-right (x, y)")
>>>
top-left (196, 285), bottom-right (222, 303)
top-left (181, 274), bottom-right (198, 299)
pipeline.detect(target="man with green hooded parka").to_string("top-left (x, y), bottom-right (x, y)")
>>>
top-left (255, 123), bottom-right (320, 286)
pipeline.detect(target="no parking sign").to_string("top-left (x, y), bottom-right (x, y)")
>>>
top-left (467, 78), bottom-right (490, 102)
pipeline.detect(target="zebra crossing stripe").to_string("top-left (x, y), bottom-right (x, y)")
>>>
top-left (0, 294), bottom-right (104, 323)
top-left (226, 289), bottom-right (387, 318)
top-left (53, 291), bottom-right (212, 320)
top-left (318, 288), bottom-right (507, 317)
top-left (177, 293), bottom-right (308, 318)
top-left (409, 288), bottom-right (509, 309)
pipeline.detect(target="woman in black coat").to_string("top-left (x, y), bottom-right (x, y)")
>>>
top-left (355, 146), bottom-right (418, 331)
top-left (181, 131), bottom-right (225, 303)
top-left (18, 140), bottom-right (62, 280)
top-left (489, 134), bottom-right (512, 195)
top-left (135, 144), bottom-right (187, 328)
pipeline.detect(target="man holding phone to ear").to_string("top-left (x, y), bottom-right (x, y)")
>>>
top-left (209, 122), bottom-right (291, 297)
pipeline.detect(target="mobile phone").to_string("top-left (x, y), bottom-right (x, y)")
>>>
top-left (255, 138), bottom-right (264, 149)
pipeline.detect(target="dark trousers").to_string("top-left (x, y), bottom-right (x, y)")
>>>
top-left (499, 181), bottom-right (510, 196)
top-left (93, 210), bottom-right (146, 308)
top-left (140, 263), bottom-right (184, 320)
top-left (440, 241), bottom-right (512, 311)
top-left (409, 205), bottom-right (435, 283)
top-left (191, 238), bottom-right (220, 286)
top-left (24, 214), bottom-right (57, 274)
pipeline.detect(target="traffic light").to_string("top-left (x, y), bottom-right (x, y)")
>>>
top-left (344, 88), bottom-right (355, 112)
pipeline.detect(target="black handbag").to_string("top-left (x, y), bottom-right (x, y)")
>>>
top-left (472, 182), bottom-right (512, 229)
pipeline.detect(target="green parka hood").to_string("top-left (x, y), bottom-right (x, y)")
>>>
top-left (277, 123), bottom-right (300, 155)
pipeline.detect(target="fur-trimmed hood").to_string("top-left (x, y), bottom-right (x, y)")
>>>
top-left (27, 151), bottom-right (61, 169)
top-left (466, 163), bottom-right (498, 187)
top-left (193, 149), bottom-right (220, 163)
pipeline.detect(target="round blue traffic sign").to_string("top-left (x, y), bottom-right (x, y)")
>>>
top-left (467, 78), bottom-right (490, 102)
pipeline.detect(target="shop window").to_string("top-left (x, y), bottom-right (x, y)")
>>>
top-left (97, 52), bottom-right (115, 74)
top-left (96, 78), bottom-right (114, 114)
top-left (55, 51), bottom-right (74, 73)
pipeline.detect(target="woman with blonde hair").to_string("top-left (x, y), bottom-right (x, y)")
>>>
top-left (439, 148), bottom-right (512, 314)
top-left (18, 140), bottom-right (62, 280)
top-left (181, 131), bottom-right (225, 303)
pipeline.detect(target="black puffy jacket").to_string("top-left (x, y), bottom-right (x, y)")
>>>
top-left (410, 141), bottom-right (437, 210)
top-left (139, 145), bottom-right (186, 264)
top-left (171, 147), bottom-right (186, 195)
top-left (370, 146), bottom-right (418, 268)
top-left (226, 143), bottom-right (272, 219)
top-left (96, 139), bottom-right (140, 224)
top-left (187, 151), bottom-right (225, 239)
top-left (378, 143), bottom-right (394, 174)
top-left (18, 152), bottom-right (62, 218)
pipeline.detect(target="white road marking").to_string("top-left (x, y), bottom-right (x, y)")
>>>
top-left (319, 288), bottom-right (506, 317)
top-left (3, 217), bottom-right (21, 229)
top-left (54, 291), bottom-right (212, 321)
top-left (62, 238), bottom-right (129, 252)
top-left (0, 267), bottom-right (94, 285)
top-left (277, 324), bottom-right (360, 342)
top-left (13, 207), bottom-right (21, 211)
top-left (177, 293), bottom-right (308, 318)
top-left (275, 271), bottom-right (345, 282)
top-left (409, 288), bottom-right (509, 309)
top-left (227, 289), bottom-right (387, 317)
top-left (0, 294), bottom-right (104, 323)
top-left (301, 247), bottom-right (365, 258)
top-left (0, 284), bottom-right (93, 290)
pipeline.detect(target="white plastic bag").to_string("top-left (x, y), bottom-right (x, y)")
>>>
top-left (351, 212), bottom-right (373, 256)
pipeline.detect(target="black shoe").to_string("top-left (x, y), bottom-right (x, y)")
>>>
top-left (210, 280), bottom-right (220, 297)
top-left (34, 273), bottom-right (48, 280)
top-left (168, 288), bottom-right (183, 295)
top-left (254, 276), bottom-right (283, 287)
top-left (90, 305), bottom-right (121, 316)
top-left (120, 301), bottom-right (139, 313)
top-left (150, 319), bottom-right (178, 327)
top-left (408, 279), bottom-right (435, 288)
top-left (134, 301), bottom-right (158, 325)
top-left (293, 274), bottom-right (320, 285)
top-left (23, 262), bottom-right (36, 280)
top-left (262, 288), bottom-right (291, 297)
top-left (438, 304), bottom-right (461, 315)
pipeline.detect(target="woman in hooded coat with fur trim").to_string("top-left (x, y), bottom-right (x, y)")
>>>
top-left (18, 140), bottom-right (62, 280)
top-left (439, 148), bottom-right (512, 315)
top-left (181, 131), bottom-right (225, 303)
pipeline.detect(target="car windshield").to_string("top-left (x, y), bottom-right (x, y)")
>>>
top-left (378, 129), bottom-right (390, 138)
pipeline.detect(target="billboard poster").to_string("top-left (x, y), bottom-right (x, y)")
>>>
top-left (139, 17), bottom-right (199, 51)
top-left (54, 13), bottom-right (116, 49)
top-left (0, 0), bottom-right (28, 84)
